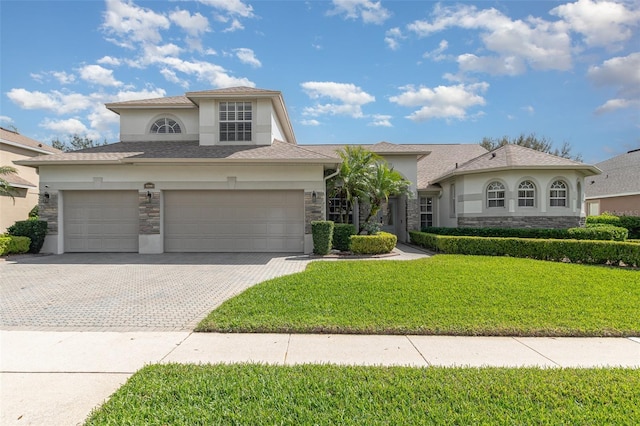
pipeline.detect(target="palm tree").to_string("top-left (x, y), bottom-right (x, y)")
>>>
top-left (328, 146), bottom-right (380, 223)
top-left (329, 147), bottom-right (412, 232)
top-left (0, 166), bottom-right (18, 201)
top-left (362, 162), bottom-right (412, 226)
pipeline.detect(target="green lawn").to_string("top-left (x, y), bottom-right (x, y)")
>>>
top-left (197, 255), bottom-right (640, 336)
top-left (85, 364), bottom-right (640, 425)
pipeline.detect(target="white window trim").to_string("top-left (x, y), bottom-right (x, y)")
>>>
top-left (549, 180), bottom-right (568, 208)
top-left (517, 180), bottom-right (536, 208)
top-left (219, 101), bottom-right (253, 143)
top-left (487, 181), bottom-right (506, 208)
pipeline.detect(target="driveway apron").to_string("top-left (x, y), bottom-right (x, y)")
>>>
top-left (0, 252), bottom-right (311, 331)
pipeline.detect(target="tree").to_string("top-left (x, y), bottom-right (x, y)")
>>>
top-left (0, 165), bottom-right (18, 201)
top-left (480, 133), bottom-right (582, 161)
top-left (51, 134), bottom-right (107, 152)
top-left (328, 147), bottom-right (412, 233)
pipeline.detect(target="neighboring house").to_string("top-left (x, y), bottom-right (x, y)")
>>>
top-left (585, 149), bottom-right (640, 217)
top-left (16, 87), bottom-right (600, 254)
top-left (0, 127), bottom-right (61, 233)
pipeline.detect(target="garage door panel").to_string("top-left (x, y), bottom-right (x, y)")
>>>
top-left (64, 191), bottom-right (139, 253)
top-left (164, 190), bottom-right (304, 253)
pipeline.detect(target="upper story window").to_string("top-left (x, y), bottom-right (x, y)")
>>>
top-left (219, 101), bottom-right (252, 142)
top-left (518, 180), bottom-right (536, 207)
top-left (150, 118), bottom-right (181, 133)
top-left (487, 181), bottom-right (506, 208)
top-left (550, 180), bottom-right (568, 207)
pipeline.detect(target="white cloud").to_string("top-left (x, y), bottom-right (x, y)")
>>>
top-left (389, 82), bottom-right (489, 122)
top-left (234, 48), bottom-right (262, 68)
top-left (522, 105), bottom-right (535, 115)
top-left (97, 56), bottom-right (122, 66)
top-left (588, 53), bottom-right (640, 113)
top-left (160, 57), bottom-right (254, 87)
top-left (423, 39), bottom-right (449, 61)
top-left (550, 0), bottom-right (640, 49)
top-left (0, 116), bottom-right (14, 125)
top-left (300, 119), bottom-right (321, 126)
top-left (369, 114), bottom-right (392, 127)
top-left (52, 71), bottom-right (76, 84)
top-left (301, 81), bottom-right (375, 118)
top-left (595, 98), bottom-right (640, 114)
top-left (408, 4), bottom-right (573, 75)
top-left (197, 0), bottom-right (254, 18)
top-left (78, 64), bottom-right (123, 87)
top-left (222, 18), bottom-right (244, 32)
top-left (40, 118), bottom-right (89, 135)
top-left (385, 27), bottom-right (404, 50)
top-left (102, 0), bottom-right (170, 47)
top-left (169, 9), bottom-right (209, 37)
top-left (6, 89), bottom-right (94, 113)
top-left (328, 0), bottom-right (391, 25)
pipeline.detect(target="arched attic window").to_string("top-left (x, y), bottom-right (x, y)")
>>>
top-left (150, 118), bottom-right (182, 134)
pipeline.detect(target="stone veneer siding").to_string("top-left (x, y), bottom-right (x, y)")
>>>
top-left (304, 191), bottom-right (324, 234)
top-left (139, 191), bottom-right (160, 234)
top-left (458, 216), bottom-right (583, 229)
top-left (406, 198), bottom-right (419, 232)
top-left (39, 191), bottom-right (58, 234)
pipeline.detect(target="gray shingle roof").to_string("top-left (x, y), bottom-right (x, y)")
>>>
top-left (186, 86), bottom-right (280, 97)
top-left (4, 172), bottom-right (36, 188)
top-left (432, 144), bottom-right (599, 183)
top-left (16, 140), bottom-right (337, 166)
top-left (585, 149), bottom-right (640, 198)
top-left (302, 143), bottom-right (430, 158)
top-left (0, 127), bottom-right (62, 154)
top-left (406, 144), bottom-right (489, 190)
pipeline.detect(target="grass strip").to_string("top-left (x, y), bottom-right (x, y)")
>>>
top-left (85, 364), bottom-right (640, 425)
top-left (197, 255), bottom-right (640, 336)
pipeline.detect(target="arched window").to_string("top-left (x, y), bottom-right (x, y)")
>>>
top-left (487, 181), bottom-right (506, 208)
top-left (550, 180), bottom-right (568, 207)
top-left (150, 118), bottom-right (181, 134)
top-left (518, 180), bottom-right (536, 207)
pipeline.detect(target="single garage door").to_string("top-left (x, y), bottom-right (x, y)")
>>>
top-left (164, 190), bottom-right (304, 252)
top-left (64, 191), bottom-right (139, 252)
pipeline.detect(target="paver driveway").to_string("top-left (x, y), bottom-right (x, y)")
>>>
top-left (0, 253), bottom-right (311, 331)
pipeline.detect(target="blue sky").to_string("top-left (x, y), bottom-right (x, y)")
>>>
top-left (1, 0), bottom-right (638, 164)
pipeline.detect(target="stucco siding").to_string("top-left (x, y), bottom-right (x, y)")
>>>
top-left (119, 109), bottom-right (199, 142)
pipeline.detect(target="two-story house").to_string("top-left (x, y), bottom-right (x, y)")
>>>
top-left (17, 86), bottom-right (599, 254)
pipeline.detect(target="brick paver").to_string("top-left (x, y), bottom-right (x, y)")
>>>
top-left (0, 245), bottom-right (428, 331)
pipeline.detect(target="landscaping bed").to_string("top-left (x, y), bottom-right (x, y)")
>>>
top-left (197, 255), bottom-right (640, 336)
top-left (85, 364), bottom-right (640, 425)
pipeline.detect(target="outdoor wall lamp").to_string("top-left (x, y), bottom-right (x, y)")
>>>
top-left (43, 192), bottom-right (50, 203)
top-left (146, 191), bottom-right (152, 202)
top-left (312, 191), bottom-right (317, 203)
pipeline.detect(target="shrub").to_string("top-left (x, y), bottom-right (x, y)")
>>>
top-left (350, 232), bottom-right (397, 255)
top-left (420, 227), bottom-right (569, 239)
top-left (409, 231), bottom-right (640, 267)
top-left (333, 223), bottom-right (356, 251)
top-left (588, 213), bottom-right (640, 239)
top-left (568, 224), bottom-right (628, 241)
top-left (7, 220), bottom-right (48, 253)
top-left (28, 204), bottom-right (39, 218)
top-left (0, 236), bottom-right (31, 255)
top-left (312, 221), bottom-right (334, 255)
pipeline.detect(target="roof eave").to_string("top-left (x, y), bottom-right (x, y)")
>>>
top-left (120, 157), bottom-right (334, 165)
top-left (432, 164), bottom-right (602, 183)
top-left (1, 139), bottom-right (60, 155)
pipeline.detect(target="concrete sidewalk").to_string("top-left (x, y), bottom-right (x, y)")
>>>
top-left (1, 331), bottom-right (639, 425)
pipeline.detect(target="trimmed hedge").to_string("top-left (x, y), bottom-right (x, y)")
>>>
top-left (333, 223), bottom-right (356, 251)
top-left (312, 221), bottom-right (334, 255)
top-left (7, 220), bottom-right (48, 254)
top-left (421, 225), bottom-right (628, 241)
top-left (350, 232), bottom-right (397, 255)
top-left (410, 231), bottom-right (640, 267)
top-left (0, 236), bottom-right (31, 255)
top-left (587, 214), bottom-right (640, 239)
top-left (571, 224), bottom-right (628, 241)
top-left (420, 227), bottom-right (569, 239)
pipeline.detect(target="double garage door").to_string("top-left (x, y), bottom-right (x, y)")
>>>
top-left (63, 190), bottom-right (304, 253)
